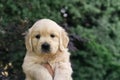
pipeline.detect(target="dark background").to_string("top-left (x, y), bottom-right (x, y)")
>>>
top-left (0, 0), bottom-right (120, 80)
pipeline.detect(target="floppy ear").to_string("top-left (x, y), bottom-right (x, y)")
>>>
top-left (59, 29), bottom-right (69, 51)
top-left (25, 29), bottom-right (33, 52)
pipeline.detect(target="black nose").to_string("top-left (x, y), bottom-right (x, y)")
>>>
top-left (41, 43), bottom-right (50, 52)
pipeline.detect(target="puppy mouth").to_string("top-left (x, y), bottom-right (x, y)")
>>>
top-left (41, 42), bottom-right (51, 54)
top-left (42, 49), bottom-right (50, 53)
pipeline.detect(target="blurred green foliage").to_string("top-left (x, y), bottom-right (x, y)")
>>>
top-left (0, 0), bottom-right (120, 80)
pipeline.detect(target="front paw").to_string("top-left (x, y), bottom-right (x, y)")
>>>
top-left (34, 68), bottom-right (53, 80)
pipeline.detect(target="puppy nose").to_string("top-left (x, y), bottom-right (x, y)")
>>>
top-left (41, 43), bottom-right (50, 52)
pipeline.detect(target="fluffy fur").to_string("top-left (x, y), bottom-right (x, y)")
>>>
top-left (22, 19), bottom-right (73, 80)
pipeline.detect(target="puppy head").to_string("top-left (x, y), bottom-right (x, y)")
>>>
top-left (25, 19), bottom-right (69, 55)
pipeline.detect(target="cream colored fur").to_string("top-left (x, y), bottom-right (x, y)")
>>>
top-left (22, 19), bottom-right (73, 80)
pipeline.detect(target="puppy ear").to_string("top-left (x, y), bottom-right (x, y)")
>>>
top-left (59, 29), bottom-right (69, 51)
top-left (25, 29), bottom-right (33, 52)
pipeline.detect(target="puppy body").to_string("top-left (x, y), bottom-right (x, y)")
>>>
top-left (22, 19), bottom-right (73, 80)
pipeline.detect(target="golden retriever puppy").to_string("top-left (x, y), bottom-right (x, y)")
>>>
top-left (22, 19), bottom-right (73, 80)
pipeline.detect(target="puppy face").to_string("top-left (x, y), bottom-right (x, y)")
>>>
top-left (25, 19), bottom-right (69, 55)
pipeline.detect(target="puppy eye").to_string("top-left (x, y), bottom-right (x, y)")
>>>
top-left (50, 34), bottom-right (55, 38)
top-left (35, 34), bottom-right (40, 39)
